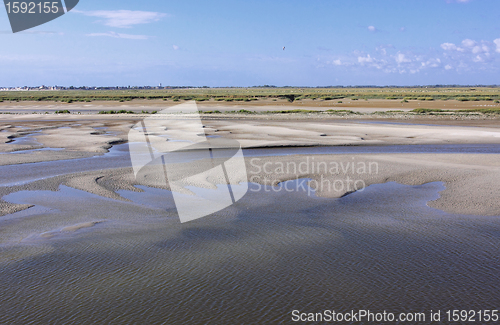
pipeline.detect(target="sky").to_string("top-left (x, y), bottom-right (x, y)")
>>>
top-left (1, 0), bottom-right (499, 87)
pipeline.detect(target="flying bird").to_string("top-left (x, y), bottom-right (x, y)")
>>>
top-left (283, 46), bottom-right (285, 51)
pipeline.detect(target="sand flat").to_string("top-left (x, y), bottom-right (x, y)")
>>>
top-left (0, 104), bottom-right (499, 217)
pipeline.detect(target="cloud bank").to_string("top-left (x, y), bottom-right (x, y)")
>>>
top-left (321, 37), bottom-right (500, 75)
top-left (86, 31), bottom-right (149, 40)
top-left (76, 10), bottom-right (167, 28)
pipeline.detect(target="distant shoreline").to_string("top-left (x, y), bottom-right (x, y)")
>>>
top-left (0, 86), bottom-right (499, 104)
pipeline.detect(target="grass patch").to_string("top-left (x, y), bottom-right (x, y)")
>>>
top-left (228, 109), bottom-right (255, 114)
top-left (326, 109), bottom-right (359, 115)
top-left (411, 108), bottom-right (445, 114)
top-left (0, 87), bottom-right (497, 104)
top-left (266, 109), bottom-right (319, 114)
top-left (98, 110), bottom-right (135, 114)
top-left (372, 110), bottom-right (405, 115)
top-left (320, 96), bottom-right (344, 101)
top-left (412, 108), bottom-right (500, 115)
top-left (457, 108), bottom-right (500, 114)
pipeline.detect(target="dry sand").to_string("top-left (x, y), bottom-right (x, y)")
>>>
top-left (0, 103), bottom-right (499, 217)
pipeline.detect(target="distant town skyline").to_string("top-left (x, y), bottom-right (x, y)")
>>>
top-left (1, 0), bottom-right (499, 87)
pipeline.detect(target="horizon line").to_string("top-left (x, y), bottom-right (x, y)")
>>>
top-left (2, 84), bottom-right (500, 89)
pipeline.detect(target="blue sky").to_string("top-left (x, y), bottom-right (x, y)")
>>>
top-left (1, 0), bottom-right (499, 87)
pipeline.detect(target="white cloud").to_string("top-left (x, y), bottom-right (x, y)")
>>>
top-left (473, 55), bottom-right (485, 62)
top-left (86, 31), bottom-right (149, 40)
top-left (461, 39), bottom-right (476, 48)
top-left (441, 42), bottom-right (459, 51)
top-left (441, 39), bottom-right (493, 55)
top-left (76, 10), bottom-right (167, 28)
top-left (367, 26), bottom-right (376, 32)
top-left (494, 39), bottom-right (500, 53)
top-left (318, 36), bottom-right (500, 75)
top-left (421, 58), bottom-right (441, 68)
top-left (437, 38), bottom-right (500, 72)
top-left (395, 52), bottom-right (411, 64)
top-left (358, 54), bottom-right (373, 64)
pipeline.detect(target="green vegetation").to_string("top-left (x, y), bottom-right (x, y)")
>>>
top-left (372, 110), bottom-right (405, 115)
top-left (265, 109), bottom-right (318, 114)
top-left (412, 108), bottom-right (500, 115)
top-left (457, 108), bottom-right (500, 114)
top-left (227, 109), bottom-right (256, 114)
top-left (411, 108), bottom-right (444, 114)
top-left (55, 110), bottom-right (70, 114)
top-left (98, 110), bottom-right (135, 114)
top-left (281, 94), bottom-right (298, 102)
top-left (0, 87), bottom-right (497, 103)
top-left (326, 109), bottom-right (359, 115)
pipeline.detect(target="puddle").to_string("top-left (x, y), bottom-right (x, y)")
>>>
top-left (243, 143), bottom-right (500, 156)
top-left (6, 131), bottom-right (43, 146)
top-left (0, 148), bottom-right (65, 155)
top-left (0, 143), bottom-right (131, 187)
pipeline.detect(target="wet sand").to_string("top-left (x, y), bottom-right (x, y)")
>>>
top-left (1, 103), bottom-right (500, 217)
top-left (1, 97), bottom-right (499, 114)
top-left (0, 103), bottom-right (499, 323)
top-left (1, 181), bottom-right (499, 323)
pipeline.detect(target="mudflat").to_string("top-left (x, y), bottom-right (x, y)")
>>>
top-left (1, 102), bottom-right (499, 218)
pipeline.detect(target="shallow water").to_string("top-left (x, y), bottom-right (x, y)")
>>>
top-left (6, 130), bottom-right (43, 146)
top-left (0, 147), bottom-right (65, 155)
top-left (0, 181), bottom-right (499, 324)
top-left (245, 143), bottom-right (500, 157)
top-left (1, 143), bottom-right (499, 187)
top-left (0, 143), bottom-right (131, 186)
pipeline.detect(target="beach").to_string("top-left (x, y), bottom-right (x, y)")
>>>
top-left (1, 101), bottom-right (500, 217)
top-left (0, 101), bottom-right (499, 323)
